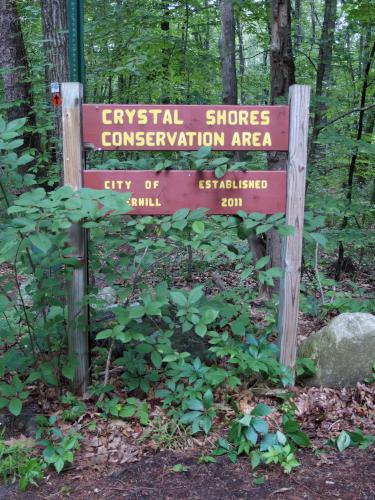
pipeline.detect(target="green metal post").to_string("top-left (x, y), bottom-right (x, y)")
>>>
top-left (67, 0), bottom-right (85, 84)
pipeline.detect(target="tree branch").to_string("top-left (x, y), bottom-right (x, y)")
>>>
top-left (317, 103), bottom-right (375, 132)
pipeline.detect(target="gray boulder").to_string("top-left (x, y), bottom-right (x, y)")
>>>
top-left (298, 313), bottom-right (375, 388)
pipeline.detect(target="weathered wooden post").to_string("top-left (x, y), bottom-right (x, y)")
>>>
top-left (62, 82), bottom-right (89, 395)
top-left (278, 84), bottom-right (311, 377)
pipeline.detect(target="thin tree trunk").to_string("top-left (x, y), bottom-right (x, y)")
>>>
top-left (346, 41), bottom-right (375, 205)
top-left (335, 40), bottom-right (375, 280)
top-left (236, 16), bottom-right (245, 104)
top-left (0, 0), bottom-right (40, 152)
top-left (310, 0), bottom-right (316, 49)
top-left (219, 0), bottom-right (237, 105)
top-left (308, 0), bottom-right (337, 163)
top-left (294, 0), bottom-right (302, 50)
top-left (41, 0), bottom-right (69, 170)
top-left (161, 0), bottom-right (170, 104)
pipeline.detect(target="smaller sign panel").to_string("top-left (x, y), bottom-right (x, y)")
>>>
top-left (83, 170), bottom-right (286, 215)
top-left (82, 105), bottom-right (289, 151)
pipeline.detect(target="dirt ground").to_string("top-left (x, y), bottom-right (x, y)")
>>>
top-left (2, 446), bottom-right (374, 500)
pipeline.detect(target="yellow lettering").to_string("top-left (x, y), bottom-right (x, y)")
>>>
top-left (123, 109), bottom-right (135, 124)
top-left (145, 180), bottom-right (152, 189)
top-left (113, 109), bottom-right (124, 124)
top-left (102, 109), bottom-right (112, 125)
top-left (253, 132), bottom-right (261, 147)
top-left (112, 132), bottom-right (122, 147)
top-left (163, 109), bottom-right (173, 125)
top-left (239, 110), bottom-right (248, 125)
top-left (242, 132), bottom-right (252, 147)
top-left (261, 180), bottom-right (268, 189)
top-left (206, 110), bottom-right (215, 125)
top-left (149, 109), bottom-right (162, 124)
top-left (199, 180), bottom-right (205, 189)
top-left (231, 132), bottom-right (241, 147)
top-left (156, 131), bottom-right (166, 146)
top-left (104, 180), bottom-right (110, 189)
top-left (263, 132), bottom-right (272, 147)
top-left (138, 109), bottom-right (148, 125)
top-left (174, 110), bottom-right (184, 125)
top-left (261, 110), bottom-right (270, 125)
top-left (102, 132), bottom-right (112, 147)
top-left (250, 110), bottom-right (259, 125)
top-left (123, 132), bottom-right (135, 146)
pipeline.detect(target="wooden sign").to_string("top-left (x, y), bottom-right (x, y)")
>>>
top-left (83, 170), bottom-right (287, 215)
top-left (62, 83), bottom-right (311, 395)
top-left (82, 104), bottom-right (289, 151)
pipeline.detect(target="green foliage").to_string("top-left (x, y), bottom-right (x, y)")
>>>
top-left (36, 415), bottom-right (82, 473)
top-left (329, 429), bottom-right (375, 453)
top-left (61, 394), bottom-right (87, 423)
top-left (0, 436), bottom-right (44, 491)
top-left (170, 463), bottom-right (189, 473)
top-left (97, 396), bottom-right (150, 426)
top-left (212, 396), bottom-right (309, 474)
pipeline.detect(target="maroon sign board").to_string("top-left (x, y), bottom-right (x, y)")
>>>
top-left (82, 104), bottom-right (289, 151)
top-left (83, 170), bottom-right (286, 215)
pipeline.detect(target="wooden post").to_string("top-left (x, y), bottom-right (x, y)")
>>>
top-left (62, 82), bottom-right (89, 395)
top-left (278, 84), bottom-right (311, 377)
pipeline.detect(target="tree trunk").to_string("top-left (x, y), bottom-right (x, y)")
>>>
top-left (265, 0), bottom-right (295, 293)
top-left (0, 0), bottom-right (39, 151)
top-left (308, 0), bottom-right (337, 163)
top-left (236, 16), bottom-right (245, 104)
top-left (219, 0), bottom-right (237, 105)
top-left (41, 0), bottom-right (69, 169)
top-left (294, 0), bottom-right (302, 50)
top-left (161, 0), bottom-right (170, 104)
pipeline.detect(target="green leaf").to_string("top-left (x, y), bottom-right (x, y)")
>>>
top-left (203, 389), bottom-right (213, 409)
top-left (188, 286), bottom-right (204, 304)
top-left (290, 430), bottom-right (310, 447)
top-left (197, 455), bottom-right (217, 464)
top-left (202, 308), bottom-right (219, 324)
top-left (6, 117), bottom-right (27, 132)
top-left (29, 233), bottom-right (52, 253)
top-left (336, 431), bottom-right (351, 452)
top-left (255, 256), bottom-right (270, 270)
top-left (245, 425), bottom-right (258, 445)
top-left (251, 403), bottom-right (273, 417)
top-left (180, 410), bottom-right (202, 424)
top-left (256, 224), bottom-right (273, 235)
top-left (62, 362), bottom-right (75, 381)
top-left (253, 475), bottom-right (266, 485)
top-left (215, 165), bottom-right (227, 178)
top-left (252, 418), bottom-right (268, 434)
top-left (192, 221), bottom-right (205, 234)
top-left (172, 208), bottom-right (189, 221)
top-left (250, 450), bottom-right (262, 469)
top-left (151, 351), bottom-right (162, 369)
top-left (310, 232), bottom-right (328, 247)
top-left (9, 397), bottom-right (22, 416)
top-left (96, 329), bottom-right (113, 340)
top-left (195, 322), bottom-right (207, 337)
top-left (278, 225), bottom-right (295, 236)
top-left (170, 291), bottom-right (187, 306)
top-left (187, 398), bottom-right (204, 411)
